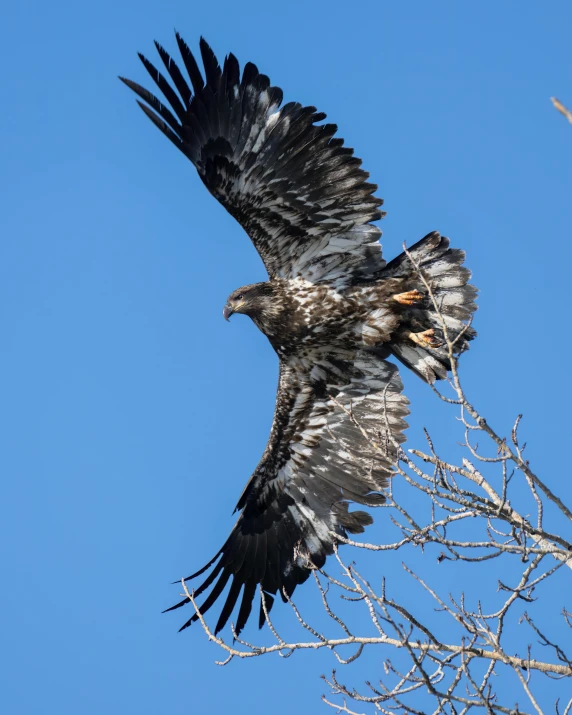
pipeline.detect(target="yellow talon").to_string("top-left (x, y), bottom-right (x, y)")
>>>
top-left (393, 289), bottom-right (423, 306)
top-left (409, 329), bottom-right (443, 348)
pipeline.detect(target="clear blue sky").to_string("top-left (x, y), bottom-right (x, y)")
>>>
top-left (2, 1), bottom-right (571, 713)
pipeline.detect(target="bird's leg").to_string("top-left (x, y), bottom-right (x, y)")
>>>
top-left (409, 328), bottom-right (443, 348)
top-left (392, 289), bottom-right (423, 306)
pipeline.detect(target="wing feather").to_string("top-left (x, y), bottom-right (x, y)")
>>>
top-left (134, 101), bottom-right (184, 150)
top-left (175, 32), bottom-right (204, 94)
top-left (137, 53), bottom-right (187, 124)
top-left (119, 78), bottom-right (181, 136)
top-left (153, 41), bottom-right (192, 106)
top-left (235, 579), bottom-right (257, 635)
top-left (199, 36), bottom-right (222, 89)
top-left (122, 34), bottom-right (386, 284)
top-left (215, 578), bottom-right (243, 635)
top-left (168, 352), bottom-right (409, 635)
top-left (178, 566), bottom-right (232, 631)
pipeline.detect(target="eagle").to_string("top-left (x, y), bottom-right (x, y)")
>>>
top-left (121, 34), bottom-right (477, 636)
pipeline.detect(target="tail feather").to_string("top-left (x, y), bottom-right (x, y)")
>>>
top-left (383, 231), bottom-right (477, 383)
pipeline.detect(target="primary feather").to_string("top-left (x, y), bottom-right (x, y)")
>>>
top-left (120, 33), bottom-right (384, 286)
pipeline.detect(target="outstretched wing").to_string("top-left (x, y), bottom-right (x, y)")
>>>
top-left (166, 352), bottom-right (409, 635)
top-left (120, 34), bottom-right (385, 285)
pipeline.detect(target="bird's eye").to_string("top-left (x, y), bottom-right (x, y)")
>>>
top-left (236, 294), bottom-right (244, 301)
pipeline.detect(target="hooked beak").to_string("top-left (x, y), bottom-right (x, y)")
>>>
top-left (222, 303), bottom-right (234, 321)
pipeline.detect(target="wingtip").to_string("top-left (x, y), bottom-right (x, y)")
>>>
top-left (118, 76), bottom-right (138, 92)
top-left (198, 35), bottom-right (210, 54)
top-left (178, 617), bottom-right (194, 633)
top-left (175, 30), bottom-right (187, 46)
top-left (162, 594), bottom-right (195, 613)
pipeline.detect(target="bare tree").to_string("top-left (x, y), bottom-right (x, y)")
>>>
top-left (180, 121), bottom-right (572, 714)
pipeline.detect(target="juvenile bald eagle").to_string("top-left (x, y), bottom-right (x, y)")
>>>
top-left (121, 34), bottom-right (477, 635)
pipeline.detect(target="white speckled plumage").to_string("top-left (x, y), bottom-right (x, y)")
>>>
top-left (122, 35), bottom-right (478, 636)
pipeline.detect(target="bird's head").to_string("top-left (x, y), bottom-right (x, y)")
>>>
top-left (222, 282), bottom-right (278, 322)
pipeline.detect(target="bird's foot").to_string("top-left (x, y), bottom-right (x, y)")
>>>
top-left (409, 328), bottom-right (443, 348)
top-left (393, 289), bottom-right (424, 306)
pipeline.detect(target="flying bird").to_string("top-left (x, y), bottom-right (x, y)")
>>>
top-left (121, 34), bottom-right (477, 636)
